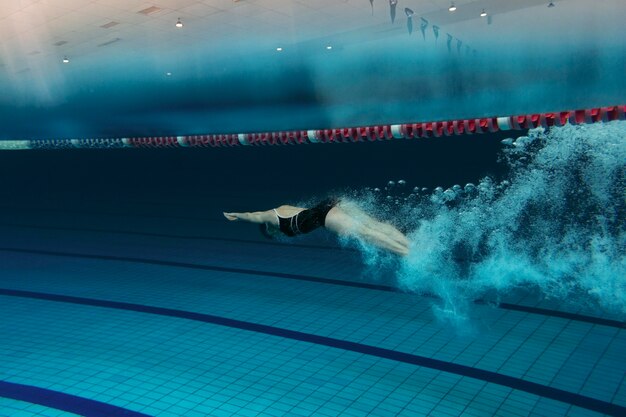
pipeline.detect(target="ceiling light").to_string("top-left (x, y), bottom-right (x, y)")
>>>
top-left (138, 6), bottom-right (162, 16)
top-left (62, 57), bottom-right (69, 63)
top-left (276, 47), bottom-right (283, 52)
top-left (175, 18), bottom-right (183, 28)
top-left (166, 72), bottom-right (172, 76)
top-left (100, 21), bottom-right (119, 29)
top-left (480, 9), bottom-right (487, 17)
top-left (448, 2), bottom-right (457, 12)
top-left (326, 45), bottom-right (332, 50)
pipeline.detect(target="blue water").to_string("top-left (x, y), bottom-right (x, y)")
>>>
top-left (1, 1), bottom-right (625, 415)
top-left (0, 120), bottom-right (624, 417)
top-left (2, 121), bottom-right (624, 325)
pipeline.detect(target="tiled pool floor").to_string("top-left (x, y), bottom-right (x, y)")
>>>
top-left (0, 203), bottom-right (624, 417)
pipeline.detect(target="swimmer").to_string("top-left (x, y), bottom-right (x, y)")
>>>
top-left (224, 198), bottom-right (409, 256)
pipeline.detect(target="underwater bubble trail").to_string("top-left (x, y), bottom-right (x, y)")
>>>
top-left (349, 122), bottom-right (626, 323)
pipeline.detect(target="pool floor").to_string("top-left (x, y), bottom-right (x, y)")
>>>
top-left (0, 197), bottom-right (624, 417)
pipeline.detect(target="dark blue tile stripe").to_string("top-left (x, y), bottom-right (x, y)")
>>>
top-left (1, 288), bottom-right (624, 417)
top-left (0, 204), bottom-right (216, 222)
top-left (0, 247), bottom-right (391, 291)
top-left (1, 247), bottom-right (623, 329)
top-left (0, 204), bottom-right (266, 225)
top-left (0, 381), bottom-right (151, 417)
top-left (473, 300), bottom-right (625, 329)
top-left (0, 222), bottom-right (350, 252)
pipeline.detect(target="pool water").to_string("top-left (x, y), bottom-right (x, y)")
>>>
top-left (1, 0), bottom-right (625, 416)
top-left (1, 119), bottom-right (625, 416)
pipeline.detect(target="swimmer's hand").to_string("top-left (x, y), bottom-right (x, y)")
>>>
top-left (223, 212), bottom-right (239, 221)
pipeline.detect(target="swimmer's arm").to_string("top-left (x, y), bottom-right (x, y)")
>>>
top-left (223, 210), bottom-right (276, 225)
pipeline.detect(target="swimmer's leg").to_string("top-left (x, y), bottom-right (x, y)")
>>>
top-left (334, 204), bottom-right (410, 249)
top-left (359, 223), bottom-right (410, 256)
top-left (325, 207), bottom-right (409, 256)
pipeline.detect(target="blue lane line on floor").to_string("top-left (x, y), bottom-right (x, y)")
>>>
top-left (1, 288), bottom-right (624, 417)
top-left (1, 247), bottom-right (624, 330)
top-left (472, 300), bottom-right (625, 329)
top-left (0, 222), bottom-right (349, 252)
top-left (0, 247), bottom-right (391, 291)
top-left (0, 204), bottom-right (248, 224)
top-left (0, 381), bottom-right (151, 417)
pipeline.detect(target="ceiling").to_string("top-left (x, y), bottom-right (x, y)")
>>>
top-left (1, 0), bottom-right (558, 75)
top-left (0, 0), bottom-right (624, 140)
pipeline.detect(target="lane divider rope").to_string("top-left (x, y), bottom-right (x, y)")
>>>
top-left (1, 105), bottom-right (623, 150)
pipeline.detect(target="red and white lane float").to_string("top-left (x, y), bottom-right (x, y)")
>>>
top-left (1, 105), bottom-right (624, 150)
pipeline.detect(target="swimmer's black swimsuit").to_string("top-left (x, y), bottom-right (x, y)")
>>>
top-left (277, 198), bottom-right (338, 237)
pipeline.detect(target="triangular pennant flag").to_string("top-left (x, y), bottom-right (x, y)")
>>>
top-left (420, 18), bottom-right (428, 40)
top-left (390, 0), bottom-right (397, 23)
top-left (405, 8), bottom-right (414, 35)
top-left (433, 25), bottom-right (440, 41)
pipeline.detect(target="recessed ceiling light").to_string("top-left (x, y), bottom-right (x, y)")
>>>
top-left (326, 45), bottom-right (332, 50)
top-left (276, 47), bottom-right (283, 52)
top-left (62, 57), bottom-right (69, 63)
top-left (97, 38), bottom-right (121, 48)
top-left (176, 18), bottom-right (183, 28)
top-left (100, 21), bottom-right (119, 29)
top-left (449, 2), bottom-right (457, 12)
top-left (480, 9), bottom-right (487, 17)
top-left (138, 6), bottom-right (161, 16)
top-left (166, 72), bottom-right (172, 76)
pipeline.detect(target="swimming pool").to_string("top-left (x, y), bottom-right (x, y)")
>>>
top-left (1, 118), bottom-right (624, 416)
top-left (1, 1), bottom-right (625, 416)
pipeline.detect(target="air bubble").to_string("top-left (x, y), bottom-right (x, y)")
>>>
top-left (397, 122), bottom-right (626, 323)
top-left (464, 183), bottom-right (476, 193)
top-left (443, 188), bottom-right (456, 200)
